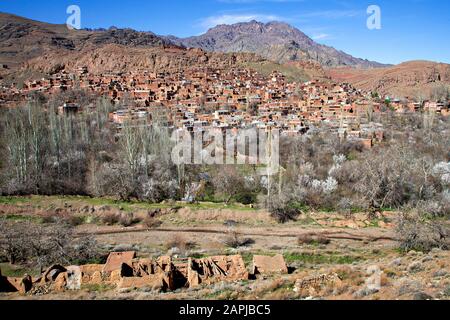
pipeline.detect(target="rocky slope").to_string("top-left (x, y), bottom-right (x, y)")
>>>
top-left (328, 61), bottom-right (450, 98)
top-left (0, 12), bottom-right (175, 73)
top-left (169, 20), bottom-right (385, 68)
top-left (22, 45), bottom-right (265, 76)
top-left (2, 12), bottom-right (448, 96)
top-left (0, 13), bottom-right (269, 81)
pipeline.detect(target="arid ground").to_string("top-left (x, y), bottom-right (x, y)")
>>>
top-left (0, 196), bottom-right (448, 300)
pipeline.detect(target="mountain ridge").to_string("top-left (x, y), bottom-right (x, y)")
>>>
top-left (167, 20), bottom-right (388, 68)
top-left (0, 12), bottom-right (270, 84)
top-left (1, 12), bottom-right (449, 99)
top-left (0, 12), bottom-right (177, 72)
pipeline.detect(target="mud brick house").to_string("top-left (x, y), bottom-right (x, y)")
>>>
top-left (3, 61), bottom-right (447, 137)
top-left (58, 102), bottom-right (81, 115)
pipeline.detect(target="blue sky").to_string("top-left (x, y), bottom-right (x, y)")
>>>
top-left (1, 0), bottom-right (449, 65)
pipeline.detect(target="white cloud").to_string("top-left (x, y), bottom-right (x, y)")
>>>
top-left (295, 10), bottom-right (362, 20)
top-left (311, 33), bottom-right (331, 40)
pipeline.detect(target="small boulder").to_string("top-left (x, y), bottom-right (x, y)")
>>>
top-left (390, 258), bottom-right (403, 266)
top-left (413, 292), bottom-right (433, 300)
top-left (407, 261), bottom-right (424, 273)
top-left (432, 269), bottom-right (447, 278)
top-left (354, 287), bottom-right (379, 298)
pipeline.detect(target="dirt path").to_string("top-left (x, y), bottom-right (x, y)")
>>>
top-left (76, 225), bottom-right (397, 243)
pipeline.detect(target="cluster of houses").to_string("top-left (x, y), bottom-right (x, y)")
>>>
top-left (1, 65), bottom-right (449, 148)
top-left (386, 98), bottom-right (449, 116)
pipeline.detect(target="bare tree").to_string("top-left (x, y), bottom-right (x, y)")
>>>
top-left (0, 218), bottom-right (102, 270)
top-left (27, 103), bottom-right (47, 193)
top-left (0, 218), bottom-right (30, 264)
top-left (212, 166), bottom-right (245, 204)
top-left (396, 211), bottom-right (448, 252)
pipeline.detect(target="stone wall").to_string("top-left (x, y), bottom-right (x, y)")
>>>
top-left (0, 252), bottom-right (287, 295)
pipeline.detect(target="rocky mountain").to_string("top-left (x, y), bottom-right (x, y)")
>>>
top-left (168, 20), bottom-right (386, 68)
top-left (0, 12), bottom-right (175, 72)
top-left (328, 60), bottom-right (450, 98)
top-left (0, 13), bottom-right (272, 83)
top-left (2, 12), bottom-right (448, 98)
top-left (22, 45), bottom-right (265, 77)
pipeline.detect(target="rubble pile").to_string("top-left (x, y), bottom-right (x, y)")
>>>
top-left (0, 252), bottom-right (288, 295)
top-left (294, 273), bottom-right (343, 296)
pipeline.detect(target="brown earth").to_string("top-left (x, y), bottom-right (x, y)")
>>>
top-left (0, 196), bottom-right (448, 300)
top-left (0, 12), bottom-right (267, 85)
top-left (21, 44), bottom-right (264, 78)
top-left (0, 12), bottom-right (173, 73)
top-left (4, 11), bottom-right (449, 98)
top-left (328, 60), bottom-right (450, 98)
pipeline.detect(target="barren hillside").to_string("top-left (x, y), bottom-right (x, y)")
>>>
top-left (0, 12), bottom-right (176, 73)
top-left (21, 45), bottom-right (264, 76)
top-left (328, 61), bottom-right (450, 98)
top-left (169, 20), bottom-right (385, 68)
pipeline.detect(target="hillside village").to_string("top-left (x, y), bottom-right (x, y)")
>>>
top-left (1, 65), bottom-right (449, 149)
top-left (0, 3), bottom-right (449, 304)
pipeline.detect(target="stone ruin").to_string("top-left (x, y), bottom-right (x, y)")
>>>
top-left (0, 267), bottom-right (32, 294)
top-left (0, 252), bottom-right (288, 295)
top-left (252, 254), bottom-right (289, 275)
top-left (187, 255), bottom-right (249, 287)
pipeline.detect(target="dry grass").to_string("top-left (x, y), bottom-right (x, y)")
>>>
top-left (175, 208), bottom-right (271, 224)
top-left (165, 233), bottom-right (197, 251)
top-left (298, 233), bottom-right (331, 245)
top-left (41, 214), bottom-right (59, 224)
top-left (223, 231), bottom-right (255, 248)
top-left (66, 215), bottom-right (85, 227)
top-left (100, 212), bottom-right (120, 226)
top-left (118, 213), bottom-right (141, 227)
top-left (143, 216), bottom-right (162, 229)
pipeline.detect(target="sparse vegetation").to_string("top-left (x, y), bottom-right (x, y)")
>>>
top-left (223, 231), bottom-right (254, 248)
top-left (118, 213), bottom-right (141, 227)
top-left (165, 234), bottom-right (197, 252)
top-left (396, 211), bottom-right (448, 252)
top-left (0, 217), bottom-right (104, 270)
top-left (143, 216), bottom-right (162, 229)
top-left (265, 194), bottom-right (300, 223)
top-left (1, 96), bottom-right (449, 233)
top-left (284, 252), bottom-right (361, 265)
top-left (100, 212), bottom-right (120, 226)
top-left (298, 234), bottom-right (331, 246)
top-left (81, 283), bottom-right (116, 293)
